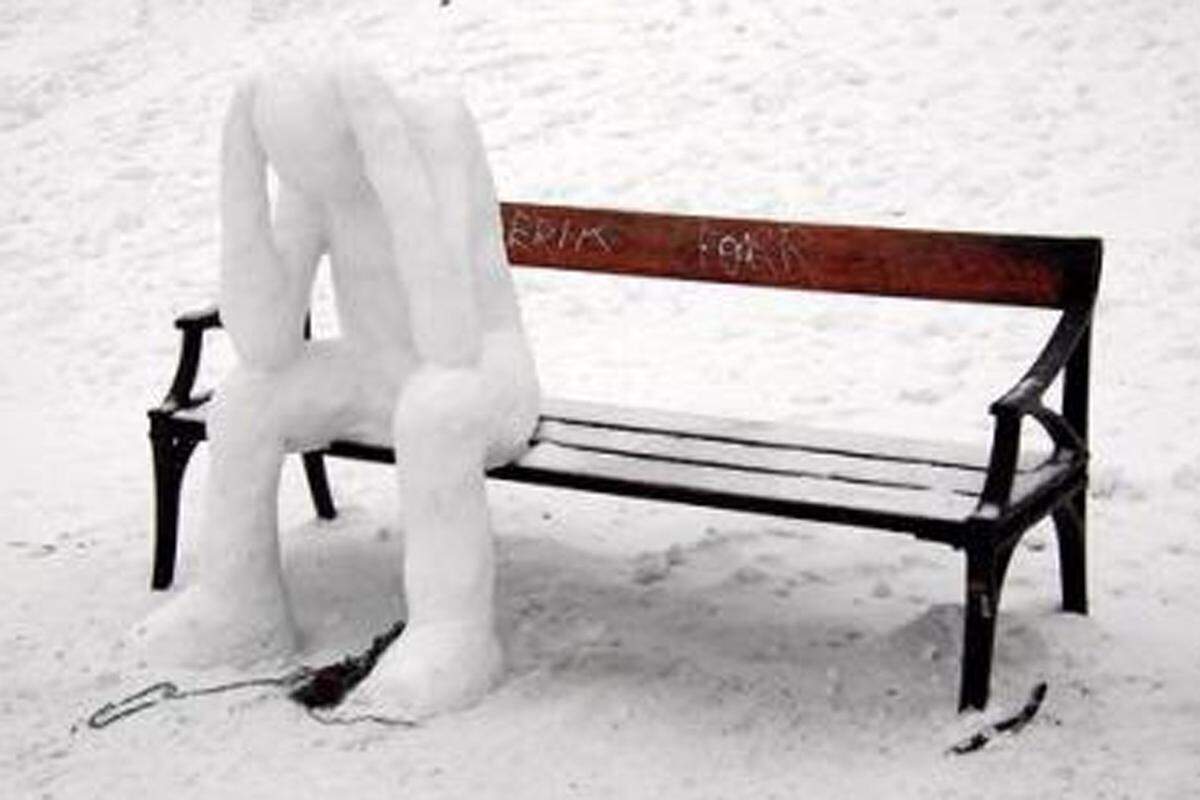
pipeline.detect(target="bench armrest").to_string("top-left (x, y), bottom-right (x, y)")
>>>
top-left (989, 304), bottom-right (1092, 416)
top-left (153, 305), bottom-right (316, 415)
top-left (156, 305), bottom-right (223, 415)
top-left (174, 304), bottom-right (222, 333)
top-left (975, 304), bottom-right (1093, 518)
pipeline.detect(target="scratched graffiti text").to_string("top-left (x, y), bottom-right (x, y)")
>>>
top-left (696, 225), bottom-right (811, 281)
top-left (506, 209), bottom-right (616, 256)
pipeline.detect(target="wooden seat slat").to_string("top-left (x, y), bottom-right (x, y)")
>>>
top-left (501, 440), bottom-right (978, 532)
top-left (533, 419), bottom-right (987, 496)
top-left (539, 398), bottom-right (1048, 473)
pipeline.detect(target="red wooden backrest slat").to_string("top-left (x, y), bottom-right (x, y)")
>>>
top-left (499, 202), bottom-right (1100, 309)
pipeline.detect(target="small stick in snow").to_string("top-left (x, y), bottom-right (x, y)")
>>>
top-left (288, 620), bottom-right (406, 709)
top-left (947, 682), bottom-right (1048, 756)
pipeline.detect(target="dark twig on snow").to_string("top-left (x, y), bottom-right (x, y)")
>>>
top-left (948, 682), bottom-right (1049, 755)
top-left (288, 620), bottom-right (406, 709)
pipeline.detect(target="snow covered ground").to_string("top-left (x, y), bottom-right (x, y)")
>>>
top-left (2, 0), bottom-right (1198, 796)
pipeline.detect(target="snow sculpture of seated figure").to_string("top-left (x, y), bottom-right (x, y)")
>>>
top-left (135, 60), bottom-right (539, 720)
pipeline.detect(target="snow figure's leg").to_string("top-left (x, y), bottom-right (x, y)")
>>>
top-left (332, 70), bottom-right (503, 719)
top-left (346, 366), bottom-right (503, 719)
top-left (133, 367), bottom-right (297, 669)
top-left (134, 342), bottom-right (382, 668)
top-left (134, 79), bottom-right (333, 667)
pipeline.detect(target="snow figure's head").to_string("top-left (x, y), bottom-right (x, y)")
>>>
top-left (251, 62), bottom-right (368, 201)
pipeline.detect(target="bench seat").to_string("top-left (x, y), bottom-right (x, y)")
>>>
top-left (171, 397), bottom-right (1081, 546)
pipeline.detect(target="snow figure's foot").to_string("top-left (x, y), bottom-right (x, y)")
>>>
top-left (131, 582), bottom-right (298, 670)
top-left (331, 621), bottom-right (503, 723)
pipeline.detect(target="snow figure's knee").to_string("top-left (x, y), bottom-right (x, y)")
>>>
top-left (208, 369), bottom-right (285, 452)
top-left (482, 331), bottom-right (541, 468)
top-left (393, 367), bottom-right (489, 457)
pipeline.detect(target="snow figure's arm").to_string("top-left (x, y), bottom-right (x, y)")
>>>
top-left (272, 183), bottom-right (325, 314)
top-left (219, 83), bottom-right (319, 371)
top-left (398, 94), bottom-right (522, 332)
top-left (336, 70), bottom-right (482, 368)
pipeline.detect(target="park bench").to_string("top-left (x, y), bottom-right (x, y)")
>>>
top-left (147, 201), bottom-right (1100, 711)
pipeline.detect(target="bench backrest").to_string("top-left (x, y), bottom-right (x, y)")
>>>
top-left (500, 202), bottom-right (1101, 310)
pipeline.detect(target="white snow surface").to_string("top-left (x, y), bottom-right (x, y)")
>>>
top-left (2, 0), bottom-right (1199, 797)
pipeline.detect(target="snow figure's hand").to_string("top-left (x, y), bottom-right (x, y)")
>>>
top-left (219, 80), bottom-right (310, 371)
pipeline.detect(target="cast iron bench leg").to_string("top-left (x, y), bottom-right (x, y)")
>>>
top-left (959, 540), bottom-right (1018, 711)
top-left (1052, 489), bottom-right (1088, 614)
top-left (302, 452), bottom-right (337, 520)
top-left (149, 429), bottom-right (200, 591)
